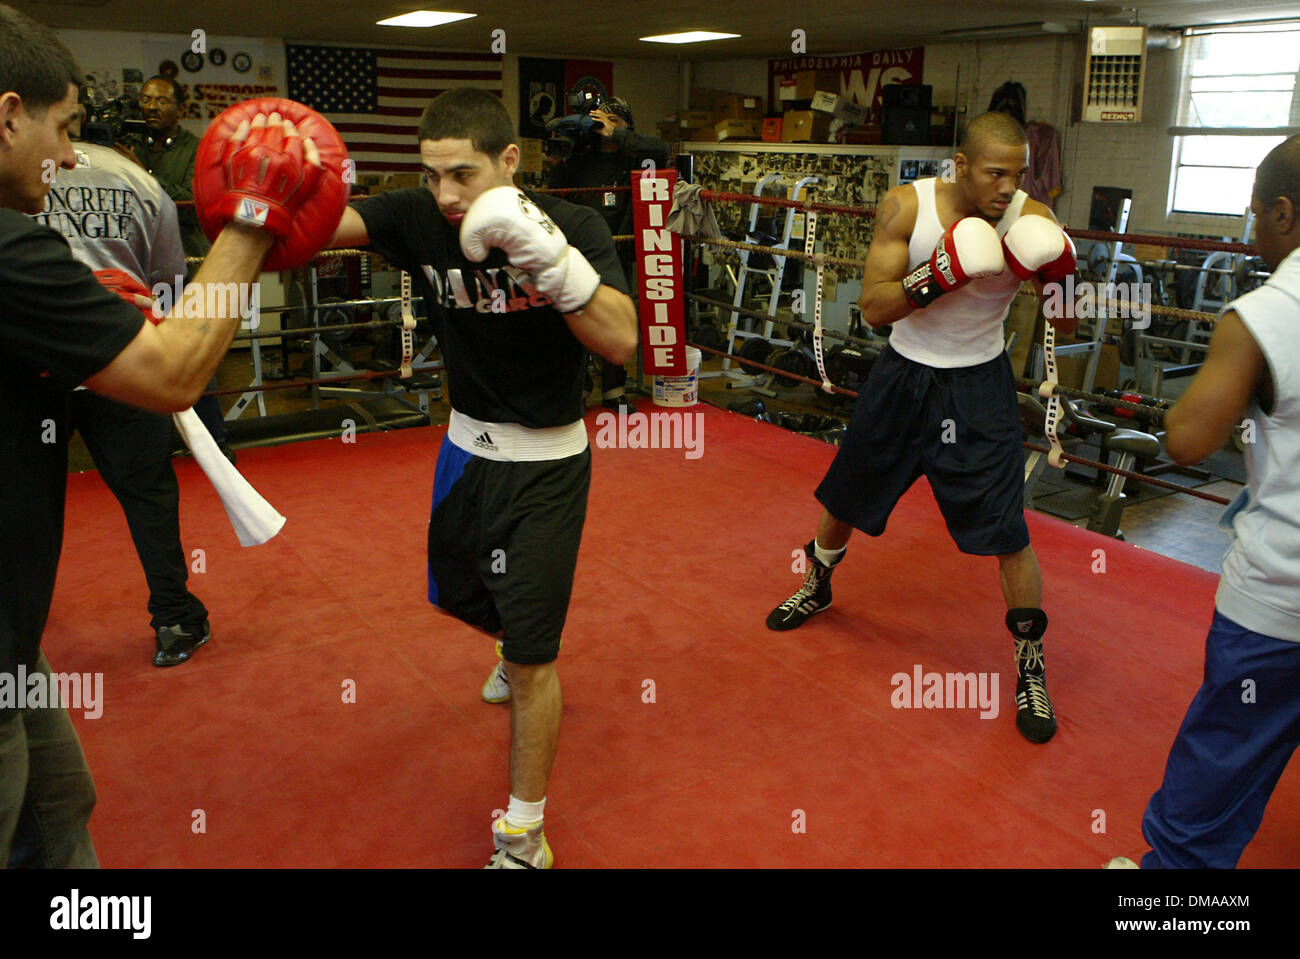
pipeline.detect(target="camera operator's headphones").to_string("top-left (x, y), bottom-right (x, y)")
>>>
top-left (594, 96), bottom-right (634, 130)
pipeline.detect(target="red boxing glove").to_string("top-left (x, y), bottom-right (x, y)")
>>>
top-left (1002, 215), bottom-right (1077, 285)
top-left (194, 98), bottom-right (350, 271)
top-left (901, 217), bottom-right (1005, 309)
top-left (94, 268), bottom-right (160, 324)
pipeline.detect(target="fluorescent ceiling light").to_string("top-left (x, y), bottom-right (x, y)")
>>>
top-left (640, 31), bottom-right (740, 44)
top-left (940, 20), bottom-right (1079, 39)
top-left (377, 10), bottom-right (476, 27)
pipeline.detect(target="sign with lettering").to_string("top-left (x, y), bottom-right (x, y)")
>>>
top-left (630, 168), bottom-right (686, 376)
top-left (768, 48), bottom-right (925, 113)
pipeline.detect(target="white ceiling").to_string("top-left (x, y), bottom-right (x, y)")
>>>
top-left (15, 0), bottom-right (1300, 58)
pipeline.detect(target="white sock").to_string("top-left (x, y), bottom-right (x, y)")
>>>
top-left (505, 795), bottom-right (546, 827)
top-left (813, 540), bottom-right (845, 567)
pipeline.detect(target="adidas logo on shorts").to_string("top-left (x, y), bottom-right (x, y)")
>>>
top-left (473, 431), bottom-right (498, 453)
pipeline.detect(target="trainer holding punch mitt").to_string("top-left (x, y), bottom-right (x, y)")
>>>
top-left (0, 0), bottom-right (347, 867)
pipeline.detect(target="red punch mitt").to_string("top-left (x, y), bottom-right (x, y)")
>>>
top-left (94, 268), bottom-right (160, 324)
top-left (193, 98), bottom-right (350, 271)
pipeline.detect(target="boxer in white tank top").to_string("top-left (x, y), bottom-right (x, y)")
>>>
top-left (766, 112), bottom-right (1078, 745)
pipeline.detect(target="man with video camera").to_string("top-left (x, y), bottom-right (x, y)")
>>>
top-left (123, 76), bottom-right (206, 258)
top-left (546, 96), bottom-right (667, 410)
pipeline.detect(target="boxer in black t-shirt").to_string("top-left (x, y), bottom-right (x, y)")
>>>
top-left (331, 88), bottom-right (636, 869)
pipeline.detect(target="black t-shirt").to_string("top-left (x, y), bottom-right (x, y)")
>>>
top-left (355, 188), bottom-right (628, 428)
top-left (0, 209), bottom-right (144, 688)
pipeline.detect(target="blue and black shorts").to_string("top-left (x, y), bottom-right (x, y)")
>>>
top-left (816, 345), bottom-right (1030, 556)
top-left (427, 437), bottom-right (591, 665)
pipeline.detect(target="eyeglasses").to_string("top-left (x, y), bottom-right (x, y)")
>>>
top-left (140, 96), bottom-right (176, 107)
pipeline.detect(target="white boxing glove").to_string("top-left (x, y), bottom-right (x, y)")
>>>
top-left (459, 186), bottom-right (601, 314)
top-left (1002, 215), bottom-right (1077, 284)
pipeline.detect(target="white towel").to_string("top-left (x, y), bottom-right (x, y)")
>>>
top-left (172, 407), bottom-right (285, 547)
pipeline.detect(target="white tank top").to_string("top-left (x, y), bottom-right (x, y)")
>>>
top-left (1214, 245), bottom-right (1300, 642)
top-left (888, 177), bottom-right (1026, 368)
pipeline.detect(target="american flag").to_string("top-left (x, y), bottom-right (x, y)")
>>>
top-left (286, 44), bottom-right (503, 174)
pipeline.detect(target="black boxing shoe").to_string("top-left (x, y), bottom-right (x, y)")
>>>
top-left (154, 620), bottom-right (210, 667)
top-left (766, 541), bottom-right (842, 631)
top-left (1008, 608), bottom-right (1056, 743)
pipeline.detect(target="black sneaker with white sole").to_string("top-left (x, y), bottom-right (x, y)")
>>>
top-left (765, 541), bottom-right (841, 631)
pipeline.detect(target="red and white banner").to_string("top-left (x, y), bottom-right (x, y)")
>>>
top-left (631, 168), bottom-right (686, 377)
top-left (768, 48), bottom-right (925, 112)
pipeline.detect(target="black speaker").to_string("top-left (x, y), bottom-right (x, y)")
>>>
top-left (883, 83), bottom-right (932, 145)
top-left (883, 83), bottom-right (931, 111)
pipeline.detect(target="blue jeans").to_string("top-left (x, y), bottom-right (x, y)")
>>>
top-left (0, 653), bottom-right (99, 868)
top-left (1142, 609), bottom-right (1300, 868)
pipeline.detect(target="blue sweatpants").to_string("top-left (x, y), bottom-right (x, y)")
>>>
top-left (1142, 609), bottom-right (1300, 868)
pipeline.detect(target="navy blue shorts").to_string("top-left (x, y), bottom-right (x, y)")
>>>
top-left (427, 437), bottom-right (590, 665)
top-left (816, 345), bottom-right (1029, 556)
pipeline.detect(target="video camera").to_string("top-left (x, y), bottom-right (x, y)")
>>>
top-left (543, 90), bottom-right (629, 159)
top-left (543, 112), bottom-right (600, 159)
top-left (81, 94), bottom-right (147, 148)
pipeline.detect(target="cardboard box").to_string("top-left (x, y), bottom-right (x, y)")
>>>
top-left (782, 70), bottom-right (840, 102)
top-left (810, 90), bottom-right (869, 127)
top-left (762, 117), bottom-right (784, 141)
top-left (713, 94), bottom-right (764, 122)
top-left (1056, 343), bottom-right (1120, 391)
top-left (689, 87), bottom-right (732, 110)
top-left (659, 112), bottom-right (717, 141)
top-left (714, 118), bottom-right (761, 142)
top-left (671, 122), bottom-right (716, 143)
top-left (843, 125), bottom-right (882, 145)
top-left (780, 110), bottom-right (832, 143)
top-left (662, 109), bottom-right (712, 128)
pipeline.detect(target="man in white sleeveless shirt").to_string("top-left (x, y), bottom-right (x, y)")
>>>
top-left (1118, 135), bottom-right (1300, 867)
top-left (767, 112), bottom-right (1077, 745)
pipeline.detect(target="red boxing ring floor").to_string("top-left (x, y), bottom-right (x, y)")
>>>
top-left (45, 403), bottom-right (1300, 867)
